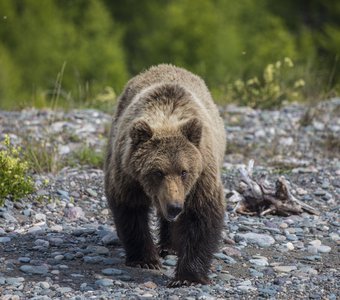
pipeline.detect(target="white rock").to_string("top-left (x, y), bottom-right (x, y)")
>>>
top-left (273, 266), bottom-right (297, 273)
top-left (285, 242), bottom-right (295, 250)
top-left (309, 239), bottom-right (322, 247)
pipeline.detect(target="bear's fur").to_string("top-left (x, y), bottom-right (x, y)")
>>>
top-left (104, 64), bottom-right (226, 287)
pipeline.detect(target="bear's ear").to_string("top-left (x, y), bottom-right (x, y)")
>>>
top-left (130, 120), bottom-right (153, 146)
top-left (181, 118), bottom-right (202, 147)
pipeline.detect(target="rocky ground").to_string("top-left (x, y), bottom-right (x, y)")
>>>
top-left (0, 99), bottom-right (339, 300)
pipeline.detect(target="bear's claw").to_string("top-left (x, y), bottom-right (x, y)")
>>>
top-left (168, 277), bottom-right (210, 288)
top-left (126, 261), bottom-right (162, 270)
top-left (168, 279), bottom-right (195, 288)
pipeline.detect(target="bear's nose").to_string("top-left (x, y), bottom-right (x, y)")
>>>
top-left (167, 203), bottom-right (183, 221)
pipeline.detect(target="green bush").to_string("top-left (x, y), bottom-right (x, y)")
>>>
top-left (226, 58), bottom-right (305, 109)
top-left (0, 135), bottom-right (35, 206)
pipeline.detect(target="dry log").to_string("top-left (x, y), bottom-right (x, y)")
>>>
top-left (230, 160), bottom-right (320, 216)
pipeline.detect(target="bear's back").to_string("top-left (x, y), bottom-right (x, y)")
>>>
top-left (115, 64), bottom-right (216, 120)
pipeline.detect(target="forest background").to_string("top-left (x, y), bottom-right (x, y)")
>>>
top-left (0, 0), bottom-right (339, 110)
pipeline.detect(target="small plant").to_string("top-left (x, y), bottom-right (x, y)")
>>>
top-left (0, 135), bottom-right (35, 206)
top-left (228, 57), bottom-right (305, 109)
top-left (69, 145), bottom-right (104, 169)
top-left (23, 138), bottom-right (61, 174)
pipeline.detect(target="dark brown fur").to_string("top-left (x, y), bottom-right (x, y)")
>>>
top-left (104, 64), bottom-right (226, 286)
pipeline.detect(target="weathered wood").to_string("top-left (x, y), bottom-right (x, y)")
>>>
top-left (231, 160), bottom-right (320, 216)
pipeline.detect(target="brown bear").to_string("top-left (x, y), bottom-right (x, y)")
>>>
top-left (104, 64), bottom-right (226, 287)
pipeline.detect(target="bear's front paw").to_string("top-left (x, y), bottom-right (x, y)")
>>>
top-left (168, 277), bottom-right (210, 288)
top-left (126, 260), bottom-right (162, 270)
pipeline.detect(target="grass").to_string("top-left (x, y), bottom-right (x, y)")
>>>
top-left (22, 135), bottom-right (105, 174)
top-left (68, 145), bottom-right (104, 169)
top-left (22, 138), bottom-right (62, 174)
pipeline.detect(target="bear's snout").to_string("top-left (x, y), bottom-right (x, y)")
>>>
top-left (166, 203), bottom-right (183, 221)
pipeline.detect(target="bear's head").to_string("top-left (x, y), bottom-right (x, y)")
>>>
top-left (128, 118), bottom-right (203, 221)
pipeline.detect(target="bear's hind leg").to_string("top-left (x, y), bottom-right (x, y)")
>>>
top-left (113, 202), bottom-right (161, 270)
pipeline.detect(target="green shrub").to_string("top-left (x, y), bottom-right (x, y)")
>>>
top-left (0, 135), bottom-right (35, 206)
top-left (227, 57), bottom-right (305, 109)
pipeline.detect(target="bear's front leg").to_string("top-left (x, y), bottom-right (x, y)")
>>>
top-left (113, 202), bottom-right (161, 270)
top-left (169, 184), bottom-right (224, 287)
top-left (158, 217), bottom-right (176, 258)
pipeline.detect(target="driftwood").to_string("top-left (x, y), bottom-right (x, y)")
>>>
top-left (229, 160), bottom-right (320, 216)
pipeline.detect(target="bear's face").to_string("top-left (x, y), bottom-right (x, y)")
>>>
top-left (128, 118), bottom-right (203, 221)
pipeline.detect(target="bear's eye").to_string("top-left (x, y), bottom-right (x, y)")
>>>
top-left (181, 170), bottom-right (188, 180)
top-left (154, 171), bottom-right (164, 179)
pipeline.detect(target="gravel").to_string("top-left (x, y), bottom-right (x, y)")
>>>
top-left (0, 99), bottom-right (339, 299)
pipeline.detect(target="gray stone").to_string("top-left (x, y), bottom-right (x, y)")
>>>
top-left (314, 189), bottom-right (326, 196)
top-left (83, 256), bottom-right (103, 264)
top-left (18, 257), bottom-right (30, 263)
top-left (28, 226), bottom-right (45, 235)
top-left (249, 257), bottom-right (269, 266)
top-left (34, 239), bottom-right (49, 247)
top-left (273, 266), bottom-right (297, 273)
top-left (213, 252), bottom-right (230, 260)
top-left (317, 245), bottom-right (331, 253)
top-left (48, 237), bottom-right (64, 246)
top-left (86, 188), bottom-right (98, 197)
top-left (39, 281), bottom-right (50, 289)
top-left (86, 245), bottom-right (109, 255)
top-left (101, 268), bottom-right (123, 276)
top-left (95, 278), bottom-right (114, 287)
top-left (20, 265), bottom-right (49, 275)
top-left (57, 286), bottom-right (73, 294)
top-left (5, 277), bottom-right (25, 286)
top-left (0, 237), bottom-right (11, 243)
top-left (64, 206), bottom-right (85, 220)
top-left (101, 232), bottom-right (120, 246)
top-left (236, 233), bottom-right (275, 248)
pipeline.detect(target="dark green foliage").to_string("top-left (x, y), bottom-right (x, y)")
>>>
top-left (0, 0), bottom-right (339, 109)
top-left (0, 0), bottom-right (127, 108)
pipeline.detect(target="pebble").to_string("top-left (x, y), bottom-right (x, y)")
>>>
top-left (101, 232), bottom-right (120, 246)
top-left (101, 268), bottom-right (123, 276)
top-left (143, 281), bottom-right (157, 289)
top-left (20, 265), bottom-right (49, 275)
top-left (86, 188), bottom-right (98, 197)
top-left (279, 222), bottom-right (289, 229)
top-left (83, 256), bottom-right (103, 264)
top-left (0, 237), bottom-right (11, 243)
top-left (273, 266), bottom-right (297, 273)
top-left (39, 281), bottom-right (50, 289)
top-left (249, 257), bottom-right (269, 266)
top-left (86, 245), bottom-right (109, 255)
top-left (64, 207), bottom-right (85, 220)
top-left (317, 245), bottom-right (331, 253)
top-left (5, 277), bottom-right (25, 286)
top-left (285, 242), bottom-right (294, 250)
top-left (95, 278), bottom-right (114, 287)
top-left (18, 257), bottom-right (31, 263)
top-left (309, 239), bottom-right (322, 247)
top-left (236, 233), bottom-right (275, 248)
